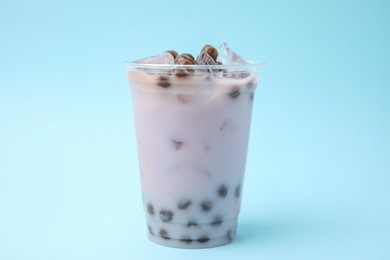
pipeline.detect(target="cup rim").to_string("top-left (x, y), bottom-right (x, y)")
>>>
top-left (124, 61), bottom-right (266, 70)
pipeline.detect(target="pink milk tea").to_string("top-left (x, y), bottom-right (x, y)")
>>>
top-left (126, 44), bottom-right (261, 248)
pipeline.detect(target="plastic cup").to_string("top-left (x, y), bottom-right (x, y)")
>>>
top-left (126, 62), bottom-right (260, 248)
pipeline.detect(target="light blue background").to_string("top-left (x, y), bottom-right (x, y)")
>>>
top-left (1, 0), bottom-right (389, 259)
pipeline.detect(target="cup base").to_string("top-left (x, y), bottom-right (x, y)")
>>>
top-left (147, 229), bottom-right (236, 249)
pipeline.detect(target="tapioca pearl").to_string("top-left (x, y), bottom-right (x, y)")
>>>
top-left (210, 216), bottom-right (223, 226)
top-left (201, 44), bottom-right (218, 61)
top-left (229, 86), bottom-right (240, 99)
top-left (247, 80), bottom-right (257, 89)
top-left (200, 200), bottom-right (213, 212)
top-left (147, 225), bottom-right (152, 233)
top-left (219, 120), bottom-right (227, 131)
top-left (159, 209), bottom-right (174, 222)
top-left (159, 229), bottom-right (170, 240)
top-left (147, 203), bottom-right (155, 216)
top-left (217, 184), bottom-right (228, 198)
top-left (163, 50), bottom-right (178, 59)
top-left (175, 55), bottom-right (195, 65)
top-left (180, 236), bottom-right (193, 244)
top-left (187, 221), bottom-right (199, 228)
top-left (181, 53), bottom-right (195, 61)
top-left (174, 55), bottom-right (195, 76)
top-left (157, 75), bottom-right (171, 88)
top-left (174, 68), bottom-right (191, 78)
top-left (197, 236), bottom-right (210, 243)
top-left (172, 139), bottom-right (183, 150)
top-left (250, 92), bottom-right (255, 101)
top-left (178, 200), bottom-right (192, 210)
top-left (235, 184), bottom-right (241, 198)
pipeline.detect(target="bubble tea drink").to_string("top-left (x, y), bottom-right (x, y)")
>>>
top-left (126, 43), bottom-right (260, 248)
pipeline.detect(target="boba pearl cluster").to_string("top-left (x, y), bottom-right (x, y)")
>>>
top-left (133, 43), bottom-right (257, 86)
top-left (145, 182), bottom-right (242, 247)
top-left (128, 43), bottom-right (258, 248)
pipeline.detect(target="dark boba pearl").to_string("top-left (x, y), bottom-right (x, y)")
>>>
top-left (181, 53), bottom-right (195, 61)
top-left (219, 120), bottom-right (227, 131)
top-left (235, 184), bottom-right (241, 198)
top-left (147, 203), bottom-right (154, 215)
top-left (201, 201), bottom-right (213, 212)
top-left (180, 236), bottom-right (193, 244)
top-left (211, 216), bottom-right (223, 226)
top-left (175, 55), bottom-right (196, 65)
top-left (229, 86), bottom-right (240, 99)
top-left (172, 139), bottom-right (183, 150)
top-left (157, 75), bottom-right (171, 88)
top-left (174, 68), bottom-right (191, 78)
top-left (201, 44), bottom-right (218, 61)
top-left (174, 55), bottom-right (195, 77)
top-left (247, 80), bottom-right (256, 89)
top-left (148, 225), bottom-right (152, 233)
top-left (164, 50), bottom-right (178, 59)
top-left (159, 229), bottom-right (170, 240)
top-left (178, 200), bottom-right (192, 210)
top-left (197, 236), bottom-right (210, 243)
top-left (187, 221), bottom-right (198, 228)
top-left (218, 184), bottom-right (228, 198)
top-left (159, 209), bottom-right (174, 222)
